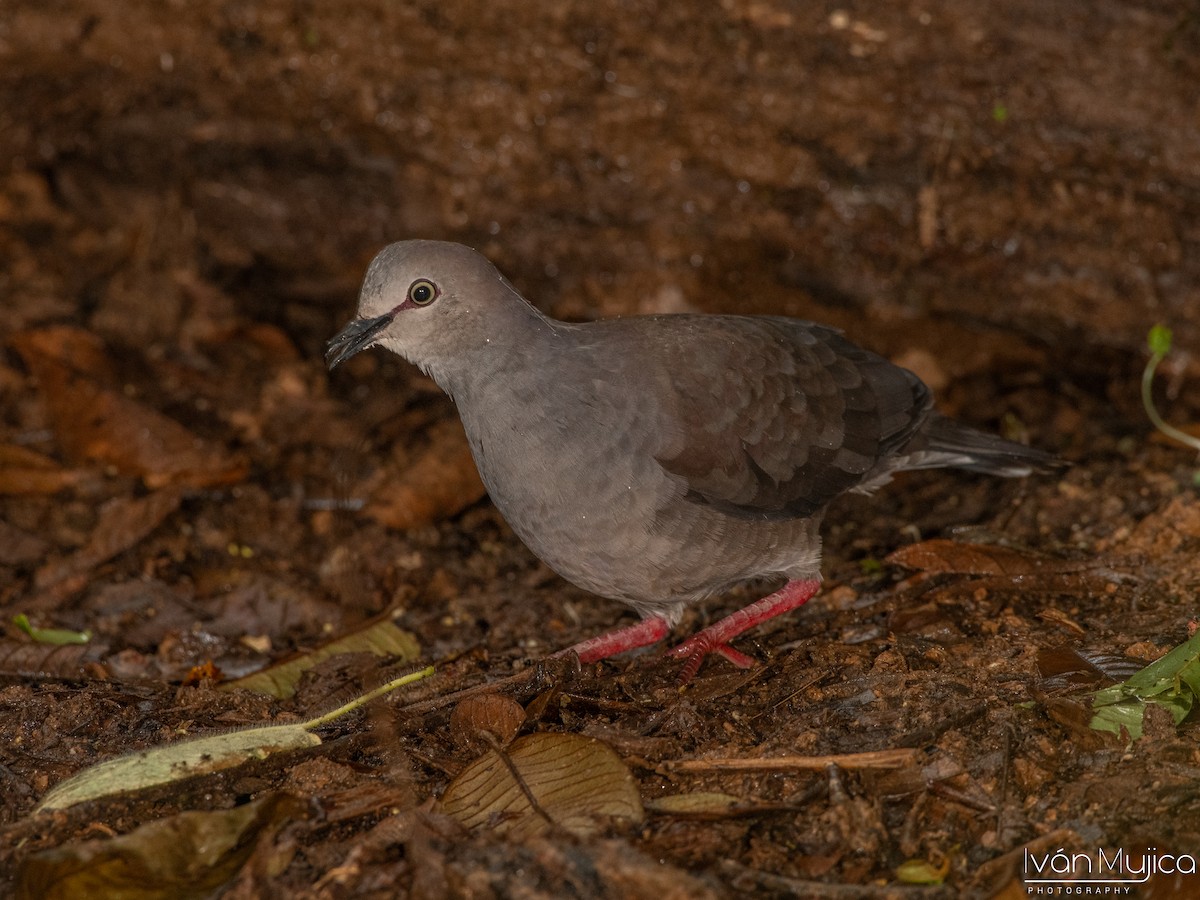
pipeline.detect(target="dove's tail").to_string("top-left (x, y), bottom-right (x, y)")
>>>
top-left (902, 414), bottom-right (1061, 476)
top-left (854, 414), bottom-right (1061, 494)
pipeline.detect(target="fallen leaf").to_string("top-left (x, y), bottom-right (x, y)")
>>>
top-left (887, 539), bottom-right (1069, 576)
top-left (1036, 647), bottom-right (1144, 692)
top-left (1035, 607), bottom-right (1086, 638)
top-left (200, 570), bottom-right (344, 644)
top-left (895, 855), bottom-right (951, 885)
top-left (449, 693), bottom-right (526, 750)
top-left (0, 443), bottom-right (96, 496)
top-left (37, 666), bottom-right (434, 811)
top-left (0, 519), bottom-right (51, 565)
top-left (34, 488), bottom-right (184, 591)
top-left (1038, 695), bottom-right (1119, 750)
top-left (36, 722), bottom-right (322, 813)
top-left (219, 616), bottom-right (420, 699)
top-left (12, 614), bottom-right (91, 645)
top-left (365, 418), bottom-right (486, 529)
top-left (440, 732), bottom-right (644, 838)
top-left (16, 793), bottom-right (306, 900)
top-left (1090, 630), bottom-right (1200, 740)
top-left (12, 326), bottom-right (248, 489)
top-left (0, 640), bottom-right (102, 679)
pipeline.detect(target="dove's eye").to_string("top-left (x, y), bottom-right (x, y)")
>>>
top-left (408, 279), bottom-right (438, 305)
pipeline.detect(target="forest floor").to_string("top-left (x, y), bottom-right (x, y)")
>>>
top-left (2, 1), bottom-right (1200, 897)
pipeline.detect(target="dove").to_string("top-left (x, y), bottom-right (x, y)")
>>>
top-left (328, 240), bottom-right (1054, 679)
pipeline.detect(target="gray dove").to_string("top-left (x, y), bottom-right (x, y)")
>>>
top-left (327, 240), bottom-right (1054, 680)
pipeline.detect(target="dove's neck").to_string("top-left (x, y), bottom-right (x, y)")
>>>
top-left (429, 291), bottom-right (567, 405)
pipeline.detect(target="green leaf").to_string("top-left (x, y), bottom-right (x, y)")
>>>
top-left (858, 557), bottom-right (883, 576)
top-left (1147, 323), bottom-right (1173, 357)
top-left (1089, 700), bottom-right (1147, 738)
top-left (12, 614), bottom-right (91, 646)
top-left (1089, 630), bottom-right (1200, 740)
top-left (896, 857), bottom-right (950, 885)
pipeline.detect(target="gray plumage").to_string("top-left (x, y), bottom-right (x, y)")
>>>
top-left (328, 240), bottom-right (1054, 653)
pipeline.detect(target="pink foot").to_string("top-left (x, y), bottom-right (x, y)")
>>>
top-left (666, 579), bottom-right (821, 682)
top-left (556, 615), bottom-right (670, 665)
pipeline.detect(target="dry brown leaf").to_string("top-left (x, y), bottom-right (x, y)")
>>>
top-left (0, 640), bottom-right (102, 679)
top-left (200, 570), bottom-right (344, 644)
top-left (1035, 647), bottom-right (1145, 692)
top-left (1037, 695), bottom-right (1121, 750)
top-left (34, 488), bottom-right (184, 591)
top-left (12, 326), bottom-right (117, 381)
top-left (887, 538), bottom-right (1067, 576)
top-left (0, 466), bottom-right (91, 496)
top-left (0, 520), bottom-right (51, 566)
top-left (365, 418), bottom-right (486, 529)
top-left (17, 793), bottom-right (307, 900)
top-left (439, 732), bottom-right (644, 838)
top-left (0, 444), bottom-right (96, 496)
top-left (12, 326), bottom-right (249, 489)
top-left (219, 617), bottom-right (420, 699)
top-left (449, 693), bottom-right (526, 750)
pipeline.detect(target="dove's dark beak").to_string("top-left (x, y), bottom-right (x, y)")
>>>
top-left (325, 313), bottom-right (394, 370)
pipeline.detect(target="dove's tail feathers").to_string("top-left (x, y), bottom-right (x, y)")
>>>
top-left (854, 415), bottom-right (1061, 494)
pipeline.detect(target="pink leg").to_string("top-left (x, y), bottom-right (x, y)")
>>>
top-left (556, 615), bottom-right (671, 664)
top-left (666, 579), bottom-right (821, 682)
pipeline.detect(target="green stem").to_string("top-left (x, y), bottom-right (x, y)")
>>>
top-left (303, 665), bottom-right (436, 730)
top-left (1142, 352), bottom-right (1200, 453)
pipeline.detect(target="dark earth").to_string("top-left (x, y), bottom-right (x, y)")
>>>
top-left (3, 1), bottom-right (1200, 897)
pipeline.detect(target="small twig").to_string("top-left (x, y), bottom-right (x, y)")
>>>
top-left (668, 748), bottom-right (920, 773)
top-left (406, 747), bottom-right (462, 779)
top-left (720, 859), bottom-right (951, 898)
top-left (995, 721), bottom-right (1015, 838)
top-left (753, 668), bottom-right (833, 719)
top-left (396, 666), bottom-right (540, 718)
top-left (397, 652), bottom-right (580, 719)
top-left (928, 780), bottom-right (995, 814)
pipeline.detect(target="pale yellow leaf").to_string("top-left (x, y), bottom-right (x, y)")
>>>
top-left (440, 732), bottom-right (643, 838)
top-left (36, 724), bottom-right (321, 812)
top-left (645, 792), bottom-right (743, 815)
top-left (38, 666), bottom-right (434, 811)
top-left (220, 618), bottom-right (420, 699)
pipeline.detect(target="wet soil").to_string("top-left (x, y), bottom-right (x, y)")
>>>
top-left (2, 0), bottom-right (1200, 896)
